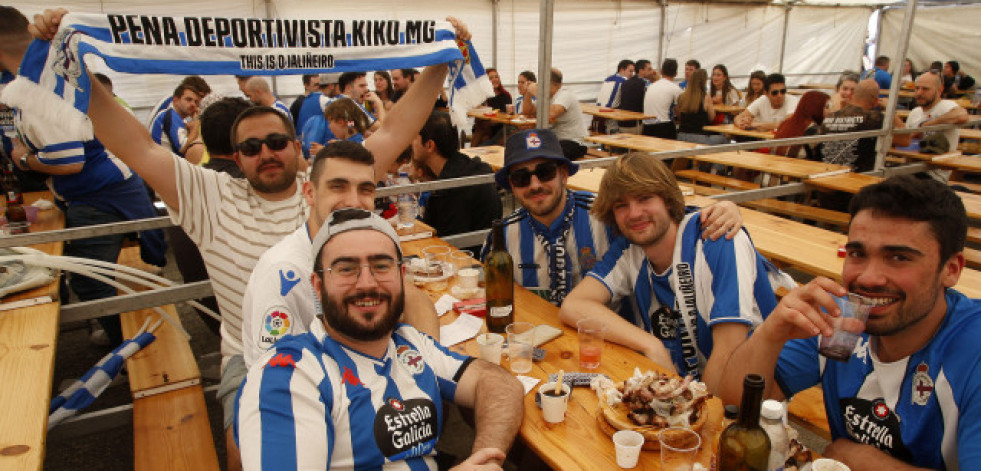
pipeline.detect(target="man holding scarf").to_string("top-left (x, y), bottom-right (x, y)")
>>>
top-left (559, 153), bottom-right (786, 393)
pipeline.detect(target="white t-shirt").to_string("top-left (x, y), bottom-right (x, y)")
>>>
top-left (167, 156), bottom-right (308, 370)
top-left (746, 94), bottom-right (799, 124)
top-left (907, 99), bottom-right (962, 152)
top-left (241, 225), bottom-right (319, 368)
top-left (643, 78), bottom-right (682, 124)
top-left (550, 88), bottom-right (587, 142)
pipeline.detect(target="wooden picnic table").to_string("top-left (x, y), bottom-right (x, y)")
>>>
top-left (585, 133), bottom-right (698, 154)
top-left (929, 154), bottom-right (981, 173)
top-left (714, 104), bottom-right (745, 115)
top-left (693, 151), bottom-right (851, 180)
top-left (805, 172), bottom-right (883, 195)
top-left (579, 103), bottom-right (655, 122)
top-left (0, 192), bottom-right (64, 471)
top-left (961, 128), bottom-right (981, 140)
top-left (702, 124), bottom-right (775, 140)
top-left (400, 237), bottom-right (725, 470)
top-left (467, 109), bottom-right (536, 127)
top-left (888, 148), bottom-right (961, 162)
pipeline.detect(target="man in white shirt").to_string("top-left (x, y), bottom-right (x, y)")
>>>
top-left (596, 59), bottom-right (635, 108)
top-left (907, 72), bottom-right (969, 153)
top-left (523, 68), bottom-right (587, 153)
top-left (642, 59), bottom-right (682, 139)
top-left (735, 73), bottom-right (799, 131)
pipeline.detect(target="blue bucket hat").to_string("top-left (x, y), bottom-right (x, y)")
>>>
top-left (494, 128), bottom-right (579, 189)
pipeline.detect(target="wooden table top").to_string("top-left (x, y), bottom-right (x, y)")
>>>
top-left (693, 151), bottom-right (851, 179)
top-left (400, 237), bottom-right (725, 470)
top-left (702, 124), bottom-right (775, 140)
top-left (928, 154), bottom-right (981, 173)
top-left (467, 109), bottom-right (536, 127)
top-left (0, 192), bottom-right (64, 471)
top-left (714, 104), bottom-right (745, 114)
top-left (960, 128), bottom-right (981, 140)
top-left (805, 172), bottom-right (883, 194)
top-left (888, 148), bottom-right (962, 162)
top-left (580, 103), bottom-right (655, 122)
top-left (585, 134), bottom-right (698, 153)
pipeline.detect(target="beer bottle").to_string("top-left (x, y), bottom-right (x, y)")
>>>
top-left (484, 219), bottom-right (514, 333)
top-left (717, 374), bottom-right (771, 471)
top-left (2, 158), bottom-right (26, 226)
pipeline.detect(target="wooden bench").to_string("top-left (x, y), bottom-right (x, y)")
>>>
top-left (116, 247), bottom-right (220, 471)
top-left (968, 227), bottom-right (981, 245)
top-left (675, 169), bottom-right (762, 192)
top-left (690, 185), bottom-right (850, 228)
top-left (965, 247), bottom-right (981, 270)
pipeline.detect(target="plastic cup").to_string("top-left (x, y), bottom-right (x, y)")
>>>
top-left (506, 104), bottom-right (516, 114)
top-left (475, 333), bottom-right (504, 365)
top-left (612, 430), bottom-right (644, 469)
top-left (811, 458), bottom-right (852, 471)
top-left (397, 199), bottom-right (417, 228)
top-left (451, 250), bottom-right (475, 288)
top-left (577, 318), bottom-right (606, 370)
top-left (506, 322), bottom-right (535, 374)
top-left (421, 245), bottom-right (453, 291)
top-left (658, 427), bottom-right (701, 471)
top-left (538, 382), bottom-right (571, 423)
top-left (1, 221), bottom-right (30, 236)
top-left (819, 293), bottom-right (873, 362)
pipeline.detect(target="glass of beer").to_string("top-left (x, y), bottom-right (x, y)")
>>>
top-left (819, 293), bottom-right (873, 362)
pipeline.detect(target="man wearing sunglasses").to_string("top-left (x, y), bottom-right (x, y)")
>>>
top-left (481, 129), bottom-right (743, 306)
top-left (735, 73), bottom-right (798, 131)
top-left (237, 208), bottom-right (523, 471)
top-left (30, 10), bottom-right (473, 471)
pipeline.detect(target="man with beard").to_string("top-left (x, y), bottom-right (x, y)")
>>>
top-left (29, 10), bottom-right (470, 470)
top-left (149, 82), bottom-right (202, 156)
top-left (559, 153), bottom-right (786, 392)
top-left (907, 72), bottom-right (969, 156)
top-left (481, 129), bottom-right (743, 306)
top-left (240, 141), bottom-right (439, 369)
top-left (236, 208), bottom-right (523, 471)
top-left (717, 176), bottom-right (981, 470)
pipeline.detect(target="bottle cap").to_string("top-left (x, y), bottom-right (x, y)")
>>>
top-left (724, 404), bottom-right (739, 419)
top-left (760, 399), bottom-right (784, 420)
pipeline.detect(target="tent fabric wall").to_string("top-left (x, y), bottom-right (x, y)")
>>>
top-left (782, 6), bottom-right (870, 85)
top-left (880, 4), bottom-right (981, 82)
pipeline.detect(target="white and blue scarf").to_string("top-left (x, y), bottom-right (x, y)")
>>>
top-left (1, 13), bottom-right (493, 141)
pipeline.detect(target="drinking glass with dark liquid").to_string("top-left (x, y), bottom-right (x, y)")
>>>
top-left (818, 294), bottom-right (873, 362)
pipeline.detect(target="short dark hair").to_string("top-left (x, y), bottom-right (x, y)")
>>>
top-left (930, 61), bottom-right (944, 73)
top-left (635, 60), bottom-right (652, 72)
top-left (400, 68), bottom-right (419, 81)
top-left (200, 97), bottom-right (252, 156)
top-left (0, 6), bottom-right (30, 54)
top-left (338, 72), bottom-right (366, 93)
top-left (946, 60), bottom-right (960, 74)
top-left (849, 175), bottom-right (966, 268)
top-left (519, 70), bottom-right (537, 83)
top-left (302, 74), bottom-right (319, 86)
top-left (550, 68), bottom-right (563, 85)
top-left (229, 106), bottom-right (297, 147)
top-left (419, 111), bottom-right (459, 158)
top-left (686, 59), bottom-right (701, 69)
top-left (173, 83), bottom-right (198, 99)
top-left (875, 55), bottom-right (890, 67)
top-left (661, 59), bottom-right (678, 77)
top-left (764, 73), bottom-right (786, 91)
top-left (180, 76), bottom-right (212, 96)
top-left (310, 140), bottom-right (375, 187)
top-left (617, 59), bottom-right (635, 73)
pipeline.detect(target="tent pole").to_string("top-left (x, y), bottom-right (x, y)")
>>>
top-left (264, 0), bottom-right (278, 96)
top-left (536, 0), bottom-right (555, 127)
top-left (492, 0), bottom-right (500, 67)
top-left (873, 0), bottom-right (917, 171)
top-left (778, 4), bottom-right (792, 73)
top-left (658, 0), bottom-right (667, 68)
top-left (873, 6), bottom-right (884, 64)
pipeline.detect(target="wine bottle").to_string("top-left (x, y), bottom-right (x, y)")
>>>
top-left (2, 158), bottom-right (26, 227)
top-left (717, 374), bottom-right (771, 471)
top-left (484, 219), bottom-right (514, 333)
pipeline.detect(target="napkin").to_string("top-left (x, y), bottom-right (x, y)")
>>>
top-left (434, 294), bottom-right (460, 317)
top-left (438, 313), bottom-right (483, 346)
top-left (516, 375), bottom-right (541, 395)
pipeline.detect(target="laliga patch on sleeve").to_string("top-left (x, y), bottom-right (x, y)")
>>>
top-left (259, 306), bottom-right (292, 348)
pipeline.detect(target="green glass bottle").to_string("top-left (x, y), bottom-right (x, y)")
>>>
top-left (717, 374), bottom-right (771, 471)
top-left (484, 219), bottom-right (514, 333)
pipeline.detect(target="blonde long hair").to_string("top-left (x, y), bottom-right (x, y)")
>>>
top-left (677, 69), bottom-right (709, 115)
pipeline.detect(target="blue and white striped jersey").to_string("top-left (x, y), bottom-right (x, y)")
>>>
top-left (235, 319), bottom-right (472, 471)
top-left (272, 99), bottom-right (291, 118)
top-left (149, 105), bottom-right (186, 155)
top-left (776, 290), bottom-right (981, 470)
top-left (587, 212), bottom-right (778, 377)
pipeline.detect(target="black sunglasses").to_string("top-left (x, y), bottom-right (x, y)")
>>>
top-left (236, 133), bottom-right (292, 157)
top-left (769, 89), bottom-right (788, 96)
top-left (509, 161), bottom-right (559, 188)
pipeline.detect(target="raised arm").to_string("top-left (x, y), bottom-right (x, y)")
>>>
top-left (452, 360), bottom-right (524, 464)
top-left (560, 277), bottom-right (677, 373)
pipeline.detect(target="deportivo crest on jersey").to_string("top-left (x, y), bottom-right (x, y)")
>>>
top-left (912, 362), bottom-right (934, 406)
top-left (526, 132), bottom-right (542, 149)
top-left (840, 397), bottom-right (913, 461)
top-left (373, 398), bottom-right (437, 459)
top-left (279, 268), bottom-right (302, 296)
top-left (397, 345), bottom-right (425, 375)
top-left (52, 29), bottom-right (84, 90)
top-left (579, 246), bottom-right (597, 273)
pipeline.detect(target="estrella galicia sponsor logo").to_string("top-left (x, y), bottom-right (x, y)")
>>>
top-left (840, 397), bottom-right (912, 461)
top-left (373, 398), bottom-right (437, 459)
top-left (279, 269), bottom-right (302, 296)
top-left (652, 306), bottom-right (679, 341)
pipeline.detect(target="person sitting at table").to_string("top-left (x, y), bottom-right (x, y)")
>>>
top-left (710, 64), bottom-right (742, 107)
top-left (679, 59), bottom-right (700, 90)
top-left (559, 153), bottom-right (791, 389)
top-left (740, 70), bottom-right (767, 107)
top-left (618, 59), bottom-right (655, 134)
top-left (907, 72), bottom-right (969, 166)
top-left (642, 58), bottom-right (683, 140)
top-left (941, 60), bottom-right (975, 99)
top-left (734, 73), bottom-right (799, 131)
top-left (470, 68), bottom-right (512, 147)
top-left (773, 90), bottom-right (829, 157)
top-left (514, 70), bottom-right (536, 116)
top-left (716, 175), bottom-right (981, 470)
top-left (597, 59), bottom-right (635, 108)
top-left (900, 59), bottom-right (918, 88)
top-left (676, 69), bottom-right (728, 145)
top-left (480, 129), bottom-right (743, 306)
top-left (522, 68), bottom-right (588, 159)
top-left (237, 208), bottom-right (523, 471)
top-left (864, 55), bottom-right (892, 90)
top-left (303, 97), bottom-right (371, 158)
top-left (828, 71), bottom-right (860, 113)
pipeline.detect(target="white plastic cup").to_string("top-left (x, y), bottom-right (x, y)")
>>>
top-left (612, 430), bottom-right (644, 469)
top-left (457, 268), bottom-right (479, 290)
top-left (538, 382), bottom-right (571, 424)
top-left (506, 322), bottom-right (535, 374)
top-left (475, 333), bottom-right (504, 365)
top-left (811, 458), bottom-right (852, 471)
top-left (659, 427), bottom-right (701, 471)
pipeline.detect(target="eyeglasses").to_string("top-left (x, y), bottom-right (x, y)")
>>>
top-left (508, 161), bottom-right (559, 188)
top-left (769, 89), bottom-right (788, 96)
top-left (320, 258), bottom-right (401, 285)
top-left (236, 133), bottom-right (292, 157)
